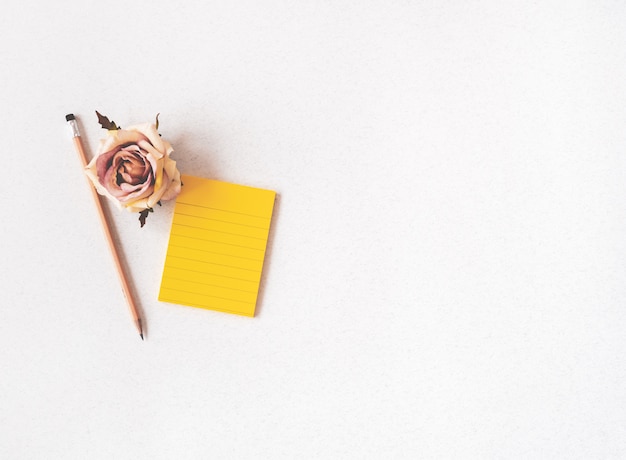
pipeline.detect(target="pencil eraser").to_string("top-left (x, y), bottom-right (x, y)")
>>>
top-left (65, 113), bottom-right (75, 121)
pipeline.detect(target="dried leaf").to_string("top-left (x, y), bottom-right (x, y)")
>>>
top-left (138, 208), bottom-right (153, 227)
top-left (155, 113), bottom-right (160, 131)
top-left (96, 111), bottom-right (120, 130)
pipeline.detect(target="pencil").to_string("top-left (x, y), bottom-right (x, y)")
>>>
top-left (65, 114), bottom-right (144, 340)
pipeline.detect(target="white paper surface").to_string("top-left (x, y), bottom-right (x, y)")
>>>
top-left (1, 1), bottom-right (626, 458)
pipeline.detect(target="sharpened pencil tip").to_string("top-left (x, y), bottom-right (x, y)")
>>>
top-left (140, 333), bottom-right (144, 340)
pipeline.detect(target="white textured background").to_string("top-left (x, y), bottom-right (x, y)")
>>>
top-left (1, 1), bottom-right (626, 458)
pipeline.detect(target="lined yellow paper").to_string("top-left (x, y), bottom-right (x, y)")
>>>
top-left (158, 175), bottom-right (276, 316)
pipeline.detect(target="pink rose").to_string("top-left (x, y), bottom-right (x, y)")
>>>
top-left (86, 122), bottom-right (181, 213)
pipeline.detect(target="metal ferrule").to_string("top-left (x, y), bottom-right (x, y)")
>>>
top-left (67, 119), bottom-right (80, 138)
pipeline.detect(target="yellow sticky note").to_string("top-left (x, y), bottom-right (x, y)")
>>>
top-left (158, 175), bottom-right (276, 316)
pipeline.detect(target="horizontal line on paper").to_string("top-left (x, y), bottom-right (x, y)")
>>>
top-left (176, 202), bottom-right (270, 220)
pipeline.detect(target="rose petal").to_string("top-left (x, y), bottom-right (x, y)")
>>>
top-left (96, 129), bottom-right (146, 156)
top-left (126, 123), bottom-right (166, 156)
top-left (146, 169), bottom-right (172, 208)
top-left (160, 157), bottom-right (182, 202)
